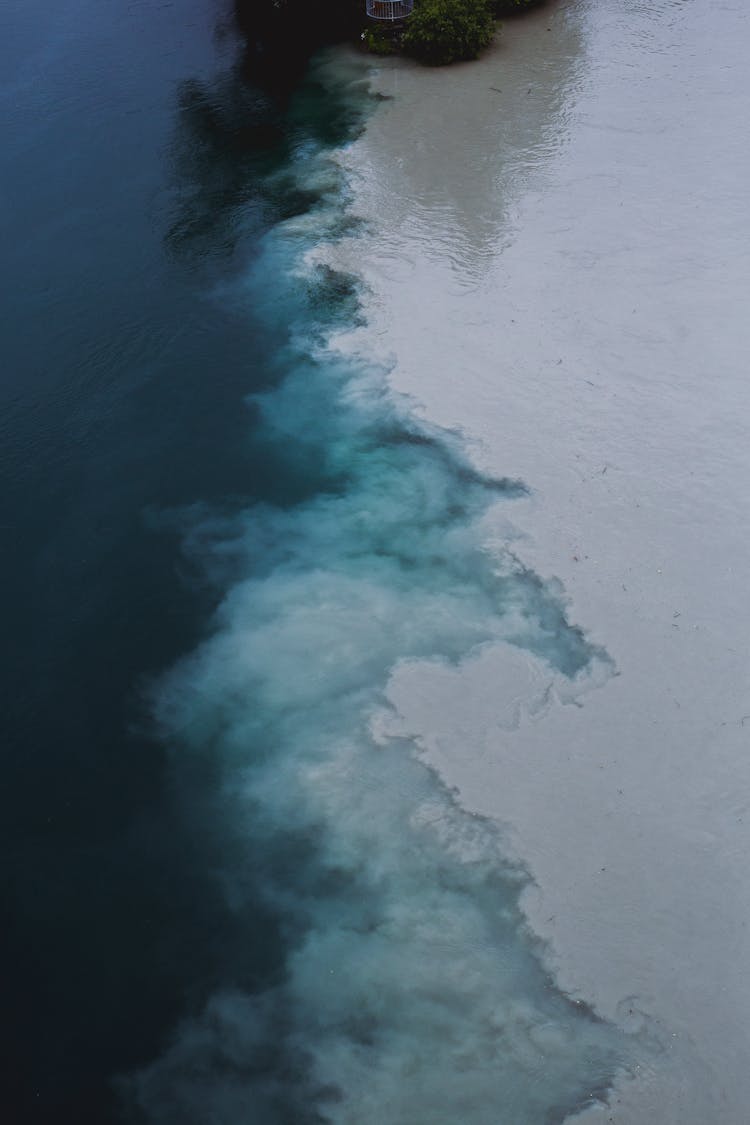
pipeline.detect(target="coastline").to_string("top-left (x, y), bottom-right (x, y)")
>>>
top-left (322, 1), bottom-right (750, 1120)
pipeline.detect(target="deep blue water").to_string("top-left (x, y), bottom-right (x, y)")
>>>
top-left (1, 2), bottom-right (635, 1121)
top-left (1, 3), bottom-right (369, 1119)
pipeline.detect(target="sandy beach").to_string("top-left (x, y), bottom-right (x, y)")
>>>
top-left (323, 1), bottom-right (750, 1119)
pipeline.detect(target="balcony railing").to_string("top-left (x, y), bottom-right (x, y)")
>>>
top-left (366, 0), bottom-right (414, 20)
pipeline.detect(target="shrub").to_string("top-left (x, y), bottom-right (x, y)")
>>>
top-left (361, 25), bottom-right (397, 55)
top-left (403, 0), bottom-right (496, 66)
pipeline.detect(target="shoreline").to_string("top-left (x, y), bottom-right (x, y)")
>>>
top-left (322, 2), bottom-right (750, 1119)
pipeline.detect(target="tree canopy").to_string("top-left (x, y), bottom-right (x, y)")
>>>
top-left (403, 0), bottom-right (496, 66)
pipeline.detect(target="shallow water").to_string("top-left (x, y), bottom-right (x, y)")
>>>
top-left (330, 1), bottom-right (750, 1120)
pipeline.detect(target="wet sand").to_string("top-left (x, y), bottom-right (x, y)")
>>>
top-left (323, 1), bottom-right (750, 1119)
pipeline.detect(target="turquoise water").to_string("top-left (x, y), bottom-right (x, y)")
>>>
top-left (1, 2), bottom-right (633, 1120)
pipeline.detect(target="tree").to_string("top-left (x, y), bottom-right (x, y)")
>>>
top-left (403, 0), bottom-right (496, 66)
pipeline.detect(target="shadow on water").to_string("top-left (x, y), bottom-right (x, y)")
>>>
top-left (365, 0), bottom-right (590, 281)
top-left (162, 55), bottom-right (374, 265)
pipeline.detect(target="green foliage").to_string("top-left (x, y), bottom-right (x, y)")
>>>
top-left (361, 25), bottom-right (397, 55)
top-left (403, 0), bottom-right (496, 66)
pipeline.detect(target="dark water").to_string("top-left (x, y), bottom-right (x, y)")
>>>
top-left (1, 3), bottom-right (367, 1120)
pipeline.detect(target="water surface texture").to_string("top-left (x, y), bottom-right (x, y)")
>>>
top-left (328, 1), bottom-right (750, 1120)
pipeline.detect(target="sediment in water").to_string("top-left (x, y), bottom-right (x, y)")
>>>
top-left (124, 44), bottom-right (637, 1125)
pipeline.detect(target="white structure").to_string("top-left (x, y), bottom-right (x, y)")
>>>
top-left (366, 0), bottom-right (414, 20)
